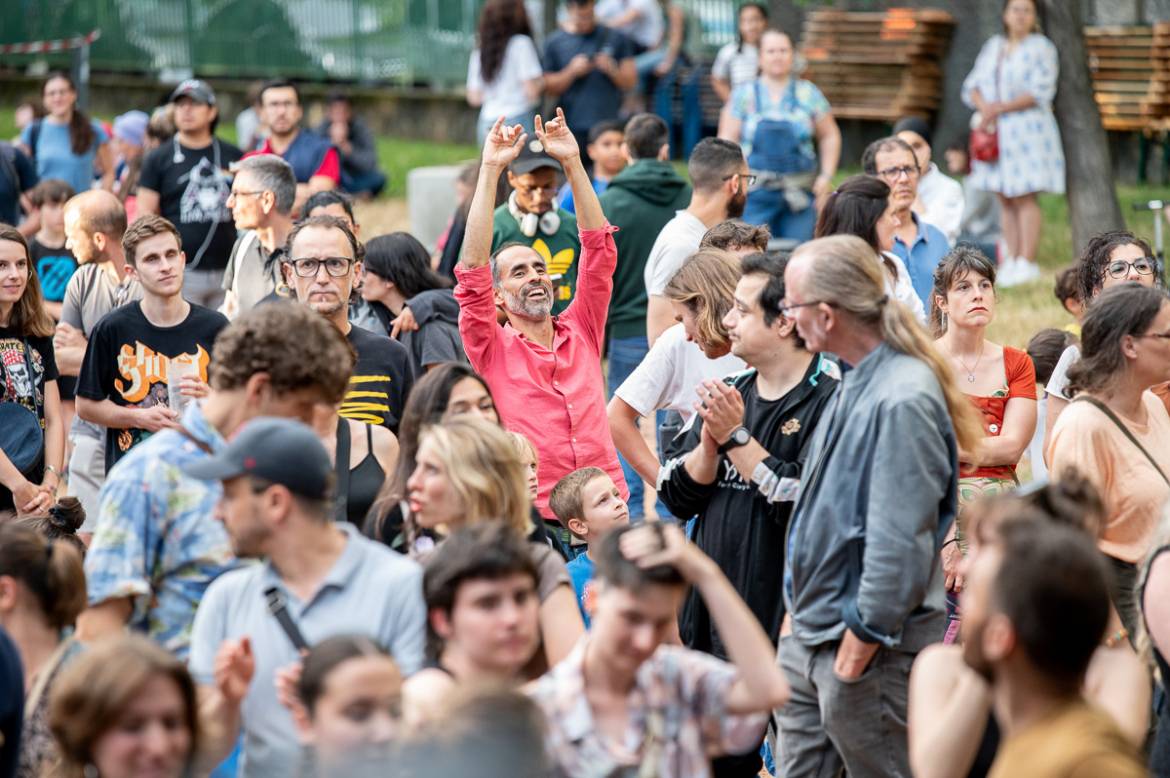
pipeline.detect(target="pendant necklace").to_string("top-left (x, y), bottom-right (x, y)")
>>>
top-left (951, 341), bottom-right (984, 383)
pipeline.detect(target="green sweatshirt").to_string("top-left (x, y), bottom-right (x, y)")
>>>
top-left (599, 160), bottom-right (692, 341)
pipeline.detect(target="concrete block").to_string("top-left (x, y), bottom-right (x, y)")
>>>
top-left (408, 165), bottom-right (465, 250)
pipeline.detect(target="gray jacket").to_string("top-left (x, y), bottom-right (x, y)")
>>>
top-left (783, 342), bottom-right (958, 652)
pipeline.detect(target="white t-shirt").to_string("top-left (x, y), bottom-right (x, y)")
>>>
top-left (615, 323), bottom-right (746, 423)
top-left (644, 210), bottom-right (708, 296)
top-left (1044, 344), bottom-right (1080, 401)
top-left (597, 0), bottom-right (665, 50)
top-left (467, 35), bottom-right (544, 120)
top-left (916, 162), bottom-right (965, 246)
top-left (881, 251), bottom-right (927, 324)
top-left (711, 42), bottom-right (759, 91)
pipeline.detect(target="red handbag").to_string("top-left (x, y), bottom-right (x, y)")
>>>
top-left (970, 39), bottom-right (1005, 163)
top-left (970, 125), bottom-right (999, 162)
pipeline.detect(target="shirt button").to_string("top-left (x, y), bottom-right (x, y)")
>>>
top-left (572, 438), bottom-right (577, 443)
top-left (568, 403), bottom-right (573, 409)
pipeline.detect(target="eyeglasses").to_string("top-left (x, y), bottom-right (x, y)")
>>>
top-left (1105, 258), bottom-right (1157, 278)
top-left (228, 190), bottom-right (266, 199)
top-left (779, 299), bottom-right (831, 316)
top-left (286, 257), bottom-right (355, 278)
top-left (877, 165), bottom-right (919, 181)
top-left (723, 173), bottom-right (758, 187)
top-left (1138, 329), bottom-right (1170, 340)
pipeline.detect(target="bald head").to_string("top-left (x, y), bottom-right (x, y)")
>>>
top-left (64, 190), bottom-right (127, 264)
top-left (65, 190), bottom-right (127, 241)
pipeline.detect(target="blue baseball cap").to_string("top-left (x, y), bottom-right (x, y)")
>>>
top-left (182, 417), bottom-right (333, 500)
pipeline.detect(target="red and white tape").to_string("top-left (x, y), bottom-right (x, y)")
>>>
top-left (0, 30), bottom-right (101, 56)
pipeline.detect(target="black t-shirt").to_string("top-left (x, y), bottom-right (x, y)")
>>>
top-left (0, 626), bottom-right (22, 778)
top-left (138, 138), bottom-right (244, 273)
top-left (0, 143), bottom-right (36, 227)
top-left (658, 361), bottom-right (839, 659)
top-left (344, 324), bottom-right (415, 435)
top-left (77, 301), bottom-right (228, 468)
top-left (28, 237), bottom-right (78, 304)
top-left (543, 25), bottom-right (636, 137)
top-left (0, 327), bottom-right (57, 510)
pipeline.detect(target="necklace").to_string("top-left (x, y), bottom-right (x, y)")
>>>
top-left (949, 341), bottom-right (984, 383)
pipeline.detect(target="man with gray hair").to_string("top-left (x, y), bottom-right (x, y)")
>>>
top-left (220, 154), bottom-right (296, 318)
top-left (455, 110), bottom-right (628, 522)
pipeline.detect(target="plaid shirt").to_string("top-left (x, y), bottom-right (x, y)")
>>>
top-left (528, 638), bottom-right (767, 778)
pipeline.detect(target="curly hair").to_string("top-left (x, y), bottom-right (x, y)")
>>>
top-left (1075, 230), bottom-right (1154, 305)
top-left (477, 0), bottom-right (534, 85)
top-left (209, 302), bottom-right (354, 405)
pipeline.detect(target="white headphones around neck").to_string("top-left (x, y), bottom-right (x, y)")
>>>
top-left (508, 191), bottom-right (561, 238)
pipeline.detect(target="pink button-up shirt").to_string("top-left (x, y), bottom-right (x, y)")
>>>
top-left (454, 224), bottom-right (629, 518)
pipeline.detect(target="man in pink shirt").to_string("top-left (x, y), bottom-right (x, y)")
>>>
top-left (455, 109), bottom-right (628, 521)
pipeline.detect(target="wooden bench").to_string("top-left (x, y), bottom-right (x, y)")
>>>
top-left (799, 8), bottom-right (955, 122)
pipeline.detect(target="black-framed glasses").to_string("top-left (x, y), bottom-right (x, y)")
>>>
top-left (1105, 257), bottom-right (1157, 279)
top-left (287, 257), bottom-right (355, 278)
top-left (779, 299), bottom-right (830, 316)
top-left (228, 189), bottom-right (266, 199)
top-left (723, 173), bottom-right (758, 187)
top-left (877, 165), bottom-right (919, 181)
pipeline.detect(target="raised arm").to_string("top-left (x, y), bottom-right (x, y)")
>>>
top-left (459, 117), bottom-right (527, 271)
top-left (534, 109), bottom-right (602, 230)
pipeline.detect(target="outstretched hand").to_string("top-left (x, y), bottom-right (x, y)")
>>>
top-left (214, 637), bottom-right (255, 705)
top-left (481, 117), bottom-right (527, 170)
top-left (534, 108), bottom-right (580, 164)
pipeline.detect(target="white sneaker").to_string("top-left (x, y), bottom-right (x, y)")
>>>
top-left (997, 256), bottom-right (1020, 287)
top-left (1012, 259), bottom-right (1042, 285)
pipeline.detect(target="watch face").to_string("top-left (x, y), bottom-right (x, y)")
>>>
top-left (733, 427), bottom-right (751, 445)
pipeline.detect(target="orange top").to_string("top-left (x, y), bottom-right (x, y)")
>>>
top-left (965, 346), bottom-right (1036, 481)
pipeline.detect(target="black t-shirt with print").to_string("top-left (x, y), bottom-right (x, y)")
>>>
top-left (344, 324), bottom-right (415, 435)
top-left (139, 139), bottom-right (244, 273)
top-left (0, 326), bottom-right (58, 509)
top-left (77, 301), bottom-right (228, 468)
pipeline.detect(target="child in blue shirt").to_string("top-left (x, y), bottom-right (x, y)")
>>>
top-left (550, 467), bottom-right (631, 627)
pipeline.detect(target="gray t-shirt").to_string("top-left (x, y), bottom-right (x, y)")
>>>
top-left (61, 263), bottom-right (142, 440)
top-left (188, 524), bottom-right (425, 778)
top-left (222, 230), bottom-right (284, 315)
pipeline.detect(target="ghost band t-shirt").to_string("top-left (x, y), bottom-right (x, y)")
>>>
top-left (77, 301), bottom-right (228, 468)
top-left (139, 139), bottom-right (244, 273)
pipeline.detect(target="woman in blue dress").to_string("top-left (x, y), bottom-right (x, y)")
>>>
top-left (962, 0), bottom-right (1064, 287)
top-left (718, 28), bottom-right (840, 243)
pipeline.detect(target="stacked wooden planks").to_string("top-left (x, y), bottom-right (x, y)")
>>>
top-left (799, 8), bottom-right (955, 122)
top-left (1084, 25), bottom-right (1160, 132)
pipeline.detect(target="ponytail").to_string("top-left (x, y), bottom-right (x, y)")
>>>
top-left (794, 235), bottom-right (982, 454)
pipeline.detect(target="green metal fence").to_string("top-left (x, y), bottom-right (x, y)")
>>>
top-left (0, 0), bottom-right (740, 87)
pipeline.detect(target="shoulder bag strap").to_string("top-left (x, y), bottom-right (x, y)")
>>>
top-left (24, 637), bottom-right (74, 723)
top-left (1073, 395), bottom-right (1170, 486)
top-left (333, 417), bottom-right (352, 523)
top-left (264, 586), bottom-right (311, 651)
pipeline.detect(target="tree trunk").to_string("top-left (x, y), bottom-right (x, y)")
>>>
top-left (1041, 0), bottom-right (1124, 253)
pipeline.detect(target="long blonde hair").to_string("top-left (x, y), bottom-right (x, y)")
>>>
top-left (417, 417), bottom-right (532, 537)
top-left (663, 249), bottom-right (741, 353)
top-left (792, 235), bottom-right (982, 452)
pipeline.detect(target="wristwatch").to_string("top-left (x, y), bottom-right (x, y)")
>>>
top-left (718, 426), bottom-right (751, 454)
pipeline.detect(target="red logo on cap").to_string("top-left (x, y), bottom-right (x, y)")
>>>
top-left (244, 456), bottom-right (256, 470)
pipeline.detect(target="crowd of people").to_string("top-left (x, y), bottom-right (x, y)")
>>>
top-left (0, 0), bottom-right (1166, 777)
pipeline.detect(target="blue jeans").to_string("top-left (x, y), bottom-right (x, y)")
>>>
top-left (653, 63), bottom-right (703, 159)
top-left (743, 187), bottom-right (817, 242)
top-left (607, 335), bottom-right (668, 519)
top-left (340, 168), bottom-right (387, 198)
